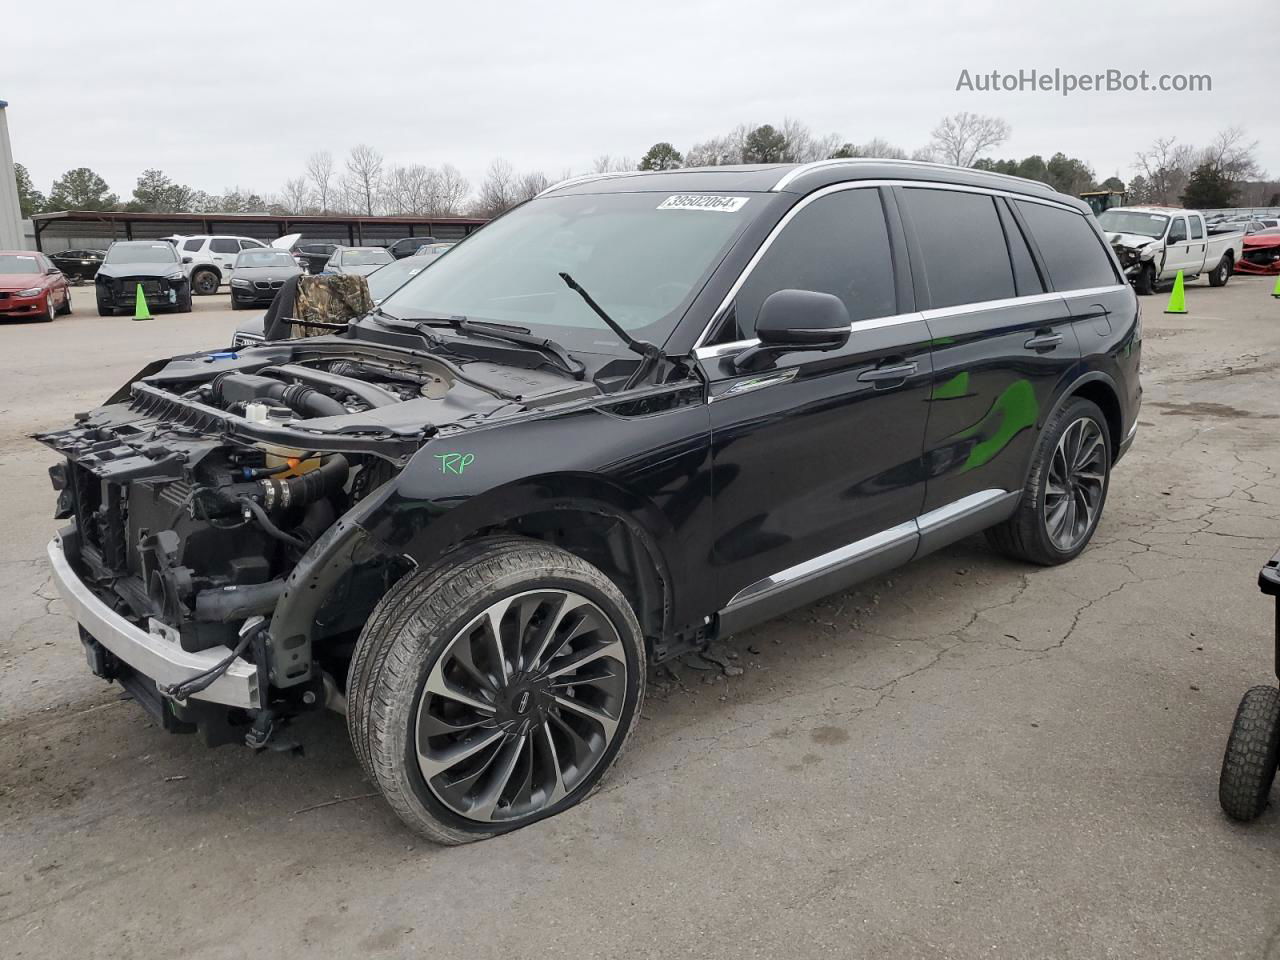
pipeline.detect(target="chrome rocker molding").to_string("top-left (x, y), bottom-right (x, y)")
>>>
top-left (46, 536), bottom-right (261, 709)
top-left (717, 489), bottom-right (1020, 635)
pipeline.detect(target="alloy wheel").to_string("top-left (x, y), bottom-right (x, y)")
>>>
top-left (1044, 417), bottom-right (1106, 551)
top-left (415, 589), bottom-right (628, 824)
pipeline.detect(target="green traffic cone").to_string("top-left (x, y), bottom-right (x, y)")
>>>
top-left (1164, 270), bottom-right (1187, 314)
top-left (132, 283), bottom-right (151, 321)
top-left (1272, 273), bottom-right (1280, 299)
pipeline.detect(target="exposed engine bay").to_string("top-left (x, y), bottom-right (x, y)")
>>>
top-left (36, 337), bottom-right (602, 742)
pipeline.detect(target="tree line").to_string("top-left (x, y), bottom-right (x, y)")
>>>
top-left (14, 114), bottom-right (1275, 223)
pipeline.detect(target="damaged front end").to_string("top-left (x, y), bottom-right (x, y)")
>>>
top-left (1106, 232), bottom-right (1160, 280)
top-left (36, 337), bottom-right (579, 745)
top-left (1236, 235), bottom-right (1280, 276)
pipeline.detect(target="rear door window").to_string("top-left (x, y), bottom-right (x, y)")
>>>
top-left (210, 238), bottom-right (241, 254)
top-left (183, 238), bottom-right (204, 252)
top-left (900, 188), bottom-right (1015, 309)
top-left (1190, 217), bottom-right (1205, 240)
top-left (1014, 201), bottom-right (1119, 291)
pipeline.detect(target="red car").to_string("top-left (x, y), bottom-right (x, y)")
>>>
top-left (1237, 229), bottom-right (1280, 276)
top-left (0, 251), bottom-right (72, 321)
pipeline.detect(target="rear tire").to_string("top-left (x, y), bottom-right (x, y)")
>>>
top-left (191, 269), bottom-right (219, 296)
top-left (986, 397), bottom-right (1111, 566)
top-left (1219, 685), bottom-right (1280, 822)
top-left (348, 536), bottom-right (646, 844)
top-left (1208, 255), bottom-right (1232, 287)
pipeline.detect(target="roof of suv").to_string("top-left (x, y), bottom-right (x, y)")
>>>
top-left (540, 159), bottom-right (1066, 203)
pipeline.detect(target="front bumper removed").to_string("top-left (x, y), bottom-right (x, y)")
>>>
top-left (46, 536), bottom-right (261, 709)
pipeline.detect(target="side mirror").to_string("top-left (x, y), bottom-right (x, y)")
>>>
top-left (182, 256), bottom-right (193, 264)
top-left (732, 289), bottom-right (851, 371)
top-left (46, 266), bottom-right (61, 275)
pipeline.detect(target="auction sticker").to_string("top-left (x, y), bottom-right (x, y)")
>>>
top-left (658, 195), bottom-right (749, 213)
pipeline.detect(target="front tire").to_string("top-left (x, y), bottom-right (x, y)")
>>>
top-left (987, 397), bottom-right (1111, 566)
top-left (97, 302), bottom-right (114, 317)
top-left (348, 536), bottom-right (646, 844)
top-left (1134, 263), bottom-right (1156, 296)
top-left (57, 289), bottom-right (72, 315)
top-left (176, 292), bottom-right (193, 313)
top-left (1208, 255), bottom-right (1232, 287)
top-left (1219, 686), bottom-right (1280, 822)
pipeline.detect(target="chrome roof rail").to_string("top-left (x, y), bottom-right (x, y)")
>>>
top-left (770, 158), bottom-right (1056, 194)
top-left (535, 171), bottom-right (637, 199)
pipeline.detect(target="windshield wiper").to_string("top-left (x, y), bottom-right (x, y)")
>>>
top-left (372, 308), bottom-right (585, 380)
top-left (558, 272), bottom-right (663, 388)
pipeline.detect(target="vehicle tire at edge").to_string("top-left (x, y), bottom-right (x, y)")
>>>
top-left (97, 302), bottom-right (114, 317)
top-left (57, 289), bottom-right (72, 315)
top-left (40, 294), bottom-right (56, 322)
top-left (1219, 685), bottom-right (1280, 822)
top-left (1208, 255), bottom-right (1232, 288)
top-left (347, 535), bottom-right (646, 844)
top-left (191, 269), bottom-right (219, 296)
top-left (1134, 263), bottom-right (1156, 296)
top-left (176, 293), bottom-right (193, 313)
top-left (986, 396), bottom-right (1112, 566)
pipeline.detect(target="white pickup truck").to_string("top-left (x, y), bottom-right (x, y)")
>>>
top-left (1097, 206), bottom-right (1244, 295)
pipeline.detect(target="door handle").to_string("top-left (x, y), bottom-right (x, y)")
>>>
top-left (858, 361), bottom-right (917, 384)
top-left (1024, 332), bottom-right (1063, 351)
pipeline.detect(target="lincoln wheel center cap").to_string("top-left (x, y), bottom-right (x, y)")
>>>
top-left (514, 690), bottom-right (532, 715)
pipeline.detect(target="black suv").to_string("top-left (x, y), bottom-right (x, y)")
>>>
top-left (40, 161), bottom-right (1140, 843)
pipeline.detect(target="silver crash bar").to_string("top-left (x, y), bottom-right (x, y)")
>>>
top-left (46, 536), bottom-right (261, 709)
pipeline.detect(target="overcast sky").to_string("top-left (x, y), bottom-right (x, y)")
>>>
top-left (4, 0), bottom-right (1278, 200)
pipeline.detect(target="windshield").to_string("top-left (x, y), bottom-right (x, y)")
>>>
top-left (105, 243), bottom-right (179, 265)
top-left (1098, 210), bottom-right (1169, 239)
top-left (0, 254), bottom-right (42, 275)
top-left (378, 191), bottom-right (758, 351)
top-left (343, 249), bottom-right (393, 266)
top-left (367, 256), bottom-right (432, 300)
top-left (235, 250), bottom-right (296, 269)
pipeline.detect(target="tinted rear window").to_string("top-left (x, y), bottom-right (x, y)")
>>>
top-left (1016, 201), bottom-right (1119, 291)
top-left (901, 188), bottom-right (1014, 309)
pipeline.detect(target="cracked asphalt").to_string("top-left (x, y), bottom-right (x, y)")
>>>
top-left (3, 280), bottom-right (1280, 959)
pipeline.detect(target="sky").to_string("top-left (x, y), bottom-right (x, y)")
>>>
top-left (4, 0), bottom-right (1278, 202)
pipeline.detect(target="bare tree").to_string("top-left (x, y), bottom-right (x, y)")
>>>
top-left (1202, 126), bottom-right (1261, 184)
top-left (855, 138), bottom-right (909, 160)
top-left (516, 171), bottom-right (551, 202)
top-left (1133, 136), bottom-right (1198, 206)
top-left (431, 164), bottom-right (470, 216)
top-left (342, 144), bottom-right (384, 216)
top-left (305, 151), bottom-right (334, 213)
top-left (280, 176), bottom-right (313, 214)
top-left (592, 155), bottom-right (635, 174)
top-left (928, 112), bottom-right (1011, 167)
top-left (474, 159), bottom-right (520, 217)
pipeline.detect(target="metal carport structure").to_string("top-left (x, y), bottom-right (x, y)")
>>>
top-left (29, 210), bottom-right (488, 251)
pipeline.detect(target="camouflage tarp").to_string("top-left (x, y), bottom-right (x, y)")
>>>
top-left (291, 274), bottom-right (375, 338)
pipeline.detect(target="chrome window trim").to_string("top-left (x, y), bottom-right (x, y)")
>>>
top-left (691, 175), bottom-right (1131, 350)
top-left (722, 488), bottom-right (1010, 610)
top-left (692, 309), bottom-right (927, 363)
top-left (691, 179), bottom-right (1094, 352)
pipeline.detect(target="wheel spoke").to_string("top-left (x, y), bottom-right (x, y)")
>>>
top-left (526, 594), bottom-right (591, 669)
top-left (417, 727), bottom-right (505, 779)
top-left (418, 711), bottom-right (489, 740)
top-left (481, 597), bottom-right (515, 684)
top-left (552, 693), bottom-right (620, 740)
top-left (546, 638), bottom-right (624, 680)
top-left (538, 720), bottom-right (569, 805)
top-left (468, 733), bottom-right (527, 821)
top-left (425, 672), bottom-right (497, 715)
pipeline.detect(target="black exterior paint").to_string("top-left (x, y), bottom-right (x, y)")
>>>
top-left (50, 160), bottom-right (1143, 689)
